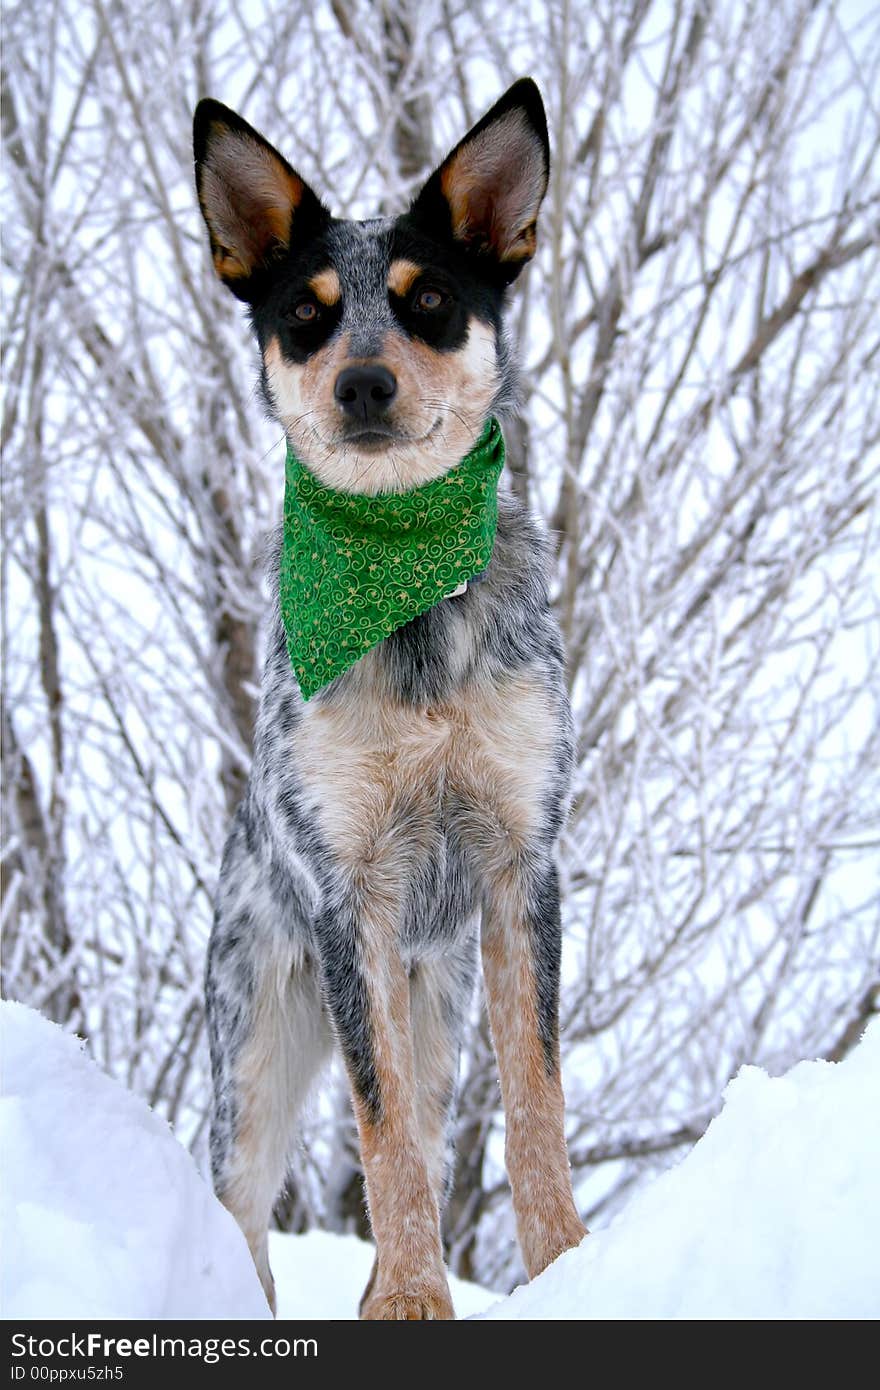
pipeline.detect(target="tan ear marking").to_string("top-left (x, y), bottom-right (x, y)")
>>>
top-left (511, 221), bottom-right (538, 262)
top-left (212, 248), bottom-right (249, 280)
top-left (437, 108), bottom-right (547, 264)
top-left (199, 127), bottom-right (303, 281)
top-left (387, 259), bottom-right (423, 297)
top-left (309, 267), bottom-right (342, 305)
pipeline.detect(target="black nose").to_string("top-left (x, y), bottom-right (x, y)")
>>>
top-left (334, 364), bottom-right (397, 422)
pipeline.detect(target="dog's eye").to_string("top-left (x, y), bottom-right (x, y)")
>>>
top-left (291, 299), bottom-right (319, 323)
top-left (414, 287), bottom-right (446, 312)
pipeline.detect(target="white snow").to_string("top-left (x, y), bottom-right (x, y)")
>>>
top-left (483, 1019), bottom-right (880, 1320)
top-left (3, 999), bottom-right (878, 1320)
top-left (0, 1001), bottom-right (495, 1321)
top-left (0, 1001), bottom-right (270, 1320)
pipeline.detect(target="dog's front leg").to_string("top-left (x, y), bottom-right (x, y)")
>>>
top-left (316, 886), bottom-right (454, 1320)
top-left (481, 858), bottom-right (587, 1280)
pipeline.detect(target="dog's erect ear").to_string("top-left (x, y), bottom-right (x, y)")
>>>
top-left (193, 100), bottom-right (328, 300)
top-left (409, 79), bottom-right (549, 283)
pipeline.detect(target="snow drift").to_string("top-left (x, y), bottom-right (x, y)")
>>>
top-left (483, 1019), bottom-right (880, 1319)
top-left (0, 1001), bottom-right (270, 1320)
top-left (2, 1000), bottom-right (877, 1319)
top-left (0, 1001), bottom-right (492, 1320)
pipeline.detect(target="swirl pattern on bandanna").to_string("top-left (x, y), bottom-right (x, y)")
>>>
top-left (280, 417), bottom-right (505, 700)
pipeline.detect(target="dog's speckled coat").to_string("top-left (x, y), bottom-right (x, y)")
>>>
top-left (195, 78), bottom-right (586, 1319)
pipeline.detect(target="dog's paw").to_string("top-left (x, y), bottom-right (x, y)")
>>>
top-left (525, 1217), bottom-right (589, 1280)
top-left (361, 1289), bottom-right (454, 1320)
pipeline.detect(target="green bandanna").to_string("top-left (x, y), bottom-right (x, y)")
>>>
top-left (280, 416), bottom-right (505, 699)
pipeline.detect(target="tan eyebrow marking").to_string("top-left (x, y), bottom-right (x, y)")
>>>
top-left (387, 258), bottom-right (423, 297)
top-left (308, 267), bottom-right (342, 305)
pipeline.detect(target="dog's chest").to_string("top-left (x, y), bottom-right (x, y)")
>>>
top-left (290, 665), bottom-right (556, 873)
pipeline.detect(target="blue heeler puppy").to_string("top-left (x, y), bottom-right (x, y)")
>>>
top-left (193, 78), bottom-right (586, 1319)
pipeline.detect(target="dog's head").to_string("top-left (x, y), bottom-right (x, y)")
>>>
top-left (193, 81), bottom-right (548, 495)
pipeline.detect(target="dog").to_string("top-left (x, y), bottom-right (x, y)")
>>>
top-left (194, 77), bottom-right (586, 1320)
